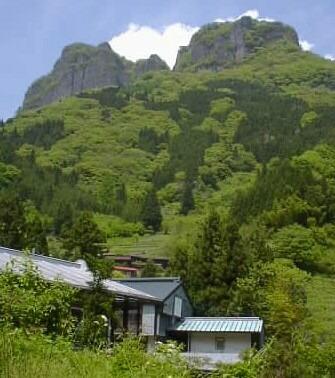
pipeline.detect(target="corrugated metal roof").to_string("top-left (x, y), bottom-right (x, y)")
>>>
top-left (116, 277), bottom-right (182, 301)
top-left (0, 247), bottom-right (160, 302)
top-left (172, 317), bottom-right (263, 333)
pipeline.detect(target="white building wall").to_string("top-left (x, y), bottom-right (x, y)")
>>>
top-left (190, 332), bottom-right (251, 354)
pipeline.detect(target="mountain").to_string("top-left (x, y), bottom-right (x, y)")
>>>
top-left (174, 16), bottom-right (299, 71)
top-left (22, 43), bottom-right (169, 110)
top-left (2, 16), bottom-right (335, 265)
top-left (4, 16), bottom-right (335, 374)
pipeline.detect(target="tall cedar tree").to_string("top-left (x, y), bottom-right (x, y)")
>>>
top-left (141, 189), bottom-right (162, 232)
top-left (186, 210), bottom-right (249, 315)
top-left (180, 180), bottom-right (195, 215)
top-left (63, 212), bottom-right (106, 259)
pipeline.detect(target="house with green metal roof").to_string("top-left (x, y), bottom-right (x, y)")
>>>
top-left (117, 278), bottom-right (264, 368)
top-left (169, 317), bottom-right (264, 369)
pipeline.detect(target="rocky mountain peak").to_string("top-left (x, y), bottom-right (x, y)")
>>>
top-left (22, 43), bottom-right (169, 110)
top-left (174, 16), bottom-right (299, 71)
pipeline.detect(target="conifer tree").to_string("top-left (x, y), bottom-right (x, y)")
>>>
top-left (181, 209), bottom-right (250, 315)
top-left (63, 212), bottom-right (106, 259)
top-left (180, 180), bottom-right (195, 215)
top-left (141, 189), bottom-right (162, 232)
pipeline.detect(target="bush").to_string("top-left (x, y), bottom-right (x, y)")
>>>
top-left (0, 255), bottom-right (75, 335)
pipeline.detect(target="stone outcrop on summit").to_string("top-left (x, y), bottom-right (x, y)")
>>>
top-left (174, 16), bottom-right (299, 71)
top-left (23, 44), bottom-right (168, 110)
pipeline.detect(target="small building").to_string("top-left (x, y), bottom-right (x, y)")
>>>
top-left (169, 317), bottom-right (264, 369)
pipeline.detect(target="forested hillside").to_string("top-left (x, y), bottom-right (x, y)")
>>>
top-left (2, 16), bottom-right (335, 375)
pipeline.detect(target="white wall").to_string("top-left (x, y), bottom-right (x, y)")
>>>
top-left (190, 332), bottom-right (251, 354)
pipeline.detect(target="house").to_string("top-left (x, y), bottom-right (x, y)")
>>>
top-left (115, 277), bottom-right (194, 337)
top-left (0, 246), bottom-right (264, 368)
top-left (168, 317), bottom-right (264, 369)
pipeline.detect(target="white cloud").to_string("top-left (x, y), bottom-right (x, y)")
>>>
top-left (215, 9), bottom-right (275, 23)
top-left (325, 54), bottom-right (335, 61)
top-left (109, 23), bottom-right (199, 69)
top-left (299, 40), bottom-right (314, 51)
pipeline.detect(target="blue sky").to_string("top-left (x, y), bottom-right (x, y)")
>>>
top-left (1, 0), bottom-right (335, 120)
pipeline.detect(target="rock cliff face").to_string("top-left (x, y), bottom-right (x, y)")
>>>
top-left (134, 54), bottom-right (169, 76)
top-left (174, 16), bottom-right (299, 71)
top-left (23, 43), bottom-right (169, 110)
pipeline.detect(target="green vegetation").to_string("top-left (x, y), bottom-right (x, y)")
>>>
top-left (0, 331), bottom-right (191, 378)
top-left (0, 258), bottom-right (75, 335)
top-left (3, 20), bottom-right (335, 375)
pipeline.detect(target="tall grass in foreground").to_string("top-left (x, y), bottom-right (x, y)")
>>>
top-left (0, 330), bottom-right (192, 378)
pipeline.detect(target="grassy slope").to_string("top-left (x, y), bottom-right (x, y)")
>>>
top-left (107, 233), bottom-right (172, 258)
top-left (307, 275), bottom-right (335, 342)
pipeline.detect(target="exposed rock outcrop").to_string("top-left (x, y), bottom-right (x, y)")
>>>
top-left (174, 16), bottom-right (299, 71)
top-left (23, 44), bottom-right (169, 110)
top-left (135, 54), bottom-right (169, 76)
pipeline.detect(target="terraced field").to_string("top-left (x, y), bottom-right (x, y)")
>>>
top-left (106, 233), bottom-right (172, 258)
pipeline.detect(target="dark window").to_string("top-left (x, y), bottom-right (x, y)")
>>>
top-left (215, 337), bottom-right (225, 351)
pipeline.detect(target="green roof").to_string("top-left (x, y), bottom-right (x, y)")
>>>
top-left (172, 317), bottom-right (263, 333)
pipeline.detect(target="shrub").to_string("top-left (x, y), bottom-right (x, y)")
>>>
top-left (0, 255), bottom-right (75, 335)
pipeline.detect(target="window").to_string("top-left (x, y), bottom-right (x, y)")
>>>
top-left (215, 337), bottom-right (225, 351)
top-left (114, 309), bottom-right (124, 334)
top-left (142, 304), bottom-right (155, 335)
top-left (174, 297), bottom-right (183, 317)
top-left (128, 309), bottom-right (139, 333)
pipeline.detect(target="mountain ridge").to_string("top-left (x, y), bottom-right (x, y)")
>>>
top-left (174, 16), bottom-right (299, 71)
top-left (22, 16), bottom-right (301, 111)
top-left (22, 42), bottom-right (169, 110)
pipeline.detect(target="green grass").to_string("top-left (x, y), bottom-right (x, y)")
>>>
top-left (306, 275), bottom-right (335, 342)
top-left (107, 233), bottom-right (172, 258)
top-left (0, 331), bottom-right (192, 378)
